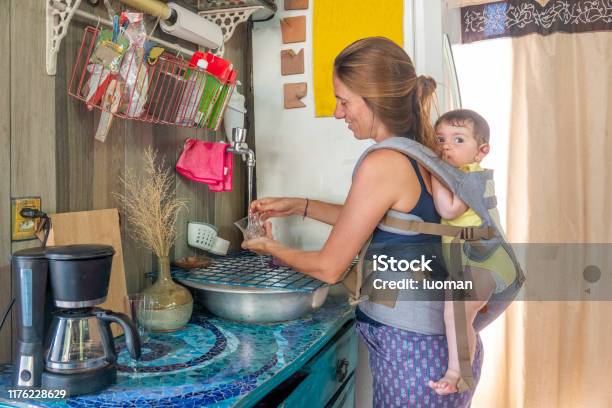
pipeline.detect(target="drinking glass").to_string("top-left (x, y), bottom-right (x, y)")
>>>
top-left (234, 212), bottom-right (266, 240)
top-left (234, 212), bottom-right (267, 266)
top-left (124, 293), bottom-right (150, 344)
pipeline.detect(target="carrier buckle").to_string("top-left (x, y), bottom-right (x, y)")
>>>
top-left (460, 226), bottom-right (494, 240)
top-left (460, 227), bottom-right (476, 240)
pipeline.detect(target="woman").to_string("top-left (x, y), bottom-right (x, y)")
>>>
top-left (242, 37), bottom-right (483, 407)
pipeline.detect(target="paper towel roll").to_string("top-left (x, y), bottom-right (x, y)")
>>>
top-left (160, 3), bottom-right (223, 49)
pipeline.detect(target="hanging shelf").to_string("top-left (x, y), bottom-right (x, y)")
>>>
top-left (196, 0), bottom-right (277, 56)
top-left (47, 0), bottom-right (83, 75)
top-left (46, 0), bottom-right (277, 75)
top-left (195, 0), bottom-right (276, 21)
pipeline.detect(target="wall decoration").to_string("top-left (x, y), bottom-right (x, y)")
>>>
top-left (313, 0), bottom-right (404, 117)
top-left (283, 83), bottom-right (307, 108)
top-left (461, 0), bottom-right (612, 43)
top-left (285, 0), bottom-right (309, 10)
top-left (281, 16), bottom-right (307, 43)
top-left (281, 49), bottom-right (305, 75)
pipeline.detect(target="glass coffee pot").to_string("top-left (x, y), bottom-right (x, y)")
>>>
top-left (38, 244), bottom-right (141, 395)
top-left (45, 308), bottom-right (140, 374)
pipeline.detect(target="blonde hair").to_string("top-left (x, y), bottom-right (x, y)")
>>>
top-left (334, 37), bottom-right (438, 149)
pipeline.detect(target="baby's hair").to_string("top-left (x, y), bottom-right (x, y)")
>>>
top-left (434, 109), bottom-right (490, 145)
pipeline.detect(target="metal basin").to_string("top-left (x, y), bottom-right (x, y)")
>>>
top-left (173, 252), bottom-right (329, 323)
top-left (179, 281), bottom-right (329, 323)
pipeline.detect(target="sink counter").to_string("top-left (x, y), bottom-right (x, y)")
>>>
top-left (0, 297), bottom-right (355, 407)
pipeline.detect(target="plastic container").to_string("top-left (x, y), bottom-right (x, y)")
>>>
top-left (187, 222), bottom-right (230, 255)
top-left (222, 89), bottom-right (247, 142)
top-left (194, 54), bottom-right (232, 127)
top-left (175, 58), bottom-right (209, 126)
top-left (207, 69), bottom-right (238, 131)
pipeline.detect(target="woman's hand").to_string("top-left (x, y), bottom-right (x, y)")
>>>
top-left (250, 197), bottom-right (306, 221)
top-left (241, 220), bottom-right (275, 255)
top-left (241, 236), bottom-right (274, 255)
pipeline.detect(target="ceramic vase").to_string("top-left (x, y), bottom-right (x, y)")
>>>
top-left (141, 256), bottom-right (193, 332)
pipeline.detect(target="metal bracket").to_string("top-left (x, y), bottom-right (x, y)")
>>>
top-left (46, 0), bottom-right (82, 75)
top-left (198, 5), bottom-right (262, 57)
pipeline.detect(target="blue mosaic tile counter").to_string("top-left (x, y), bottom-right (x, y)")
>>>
top-left (0, 297), bottom-right (354, 408)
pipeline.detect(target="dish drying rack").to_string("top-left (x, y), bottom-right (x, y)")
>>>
top-left (68, 26), bottom-right (235, 129)
top-left (172, 251), bottom-right (327, 293)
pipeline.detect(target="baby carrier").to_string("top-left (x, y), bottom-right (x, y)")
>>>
top-left (343, 136), bottom-right (526, 391)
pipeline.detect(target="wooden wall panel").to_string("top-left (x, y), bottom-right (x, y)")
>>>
top-left (171, 23), bottom-right (252, 259)
top-left (55, 17), bottom-right (96, 213)
top-left (0, 0), bottom-right (12, 364)
top-left (10, 0), bottom-right (57, 207)
top-left (7, 0), bottom-right (58, 363)
top-left (172, 126), bottom-right (200, 260)
top-left (0, 1), bottom-right (253, 362)
top-left (214, 23), bottom-right (250, 248)
top-left (122, 121), bottom-right (153, 293)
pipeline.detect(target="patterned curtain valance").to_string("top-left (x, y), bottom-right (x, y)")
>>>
top-left (447, 0), bottom-right (502, 7)
top-left (448, 0), bottom-right (551, 7)
top-left (461, 0), bottom-right (612, 43)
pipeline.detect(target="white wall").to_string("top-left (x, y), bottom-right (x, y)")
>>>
top-left (252, 0), bottom-right (444, 251)
top-left (253, 3), bottom-right (363, 250)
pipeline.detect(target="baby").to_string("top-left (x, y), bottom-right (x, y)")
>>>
top-left (428, 109), bottom-right (515, 394)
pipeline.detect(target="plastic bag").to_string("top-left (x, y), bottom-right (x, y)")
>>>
top-left (82, 28), bottom-right (128, 106)
top-left (118, 12), bottom-right (148, 117)
top-left (90, 29), bottom-right (128, 72)
top-left (119, 47), bottom-right (149, 117)
top-left (118, 12), bottom-right (149, 118)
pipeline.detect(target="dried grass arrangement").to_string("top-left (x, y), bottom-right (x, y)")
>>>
top-left (114, 147), bottom-right (193, 332)
top-left (114, 147), bottom-right (188, 258)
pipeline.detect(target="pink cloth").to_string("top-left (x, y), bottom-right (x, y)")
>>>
top-left (176, 139), bottom-right (233, 192)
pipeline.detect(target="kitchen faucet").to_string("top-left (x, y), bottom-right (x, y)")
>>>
top-left (227, 127), bottom-right (256, 208)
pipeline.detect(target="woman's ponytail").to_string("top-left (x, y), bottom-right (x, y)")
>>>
top-left (411, 75), bottom-right (438, 150)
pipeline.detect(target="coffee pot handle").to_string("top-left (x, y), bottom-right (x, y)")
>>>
top-left (96, 310), bottom-right (142, 361)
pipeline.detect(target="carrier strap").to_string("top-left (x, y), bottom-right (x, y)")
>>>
top-left (342, 214), bottom-right (489, 392)
top-left (449, 232), bottom-right (475, 392)
top-left (344, 235), bottom-right (372, 306)
top-left (379, 214), bottom-right (487, 392)
top-left (380, 215), bottom-right (495, 240)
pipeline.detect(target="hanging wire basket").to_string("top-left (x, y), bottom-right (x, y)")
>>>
top-left (68, 26), bottom-right (236, 130)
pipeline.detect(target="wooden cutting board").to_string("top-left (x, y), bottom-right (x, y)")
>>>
top-left (41, 208), bottom-right (129, 335)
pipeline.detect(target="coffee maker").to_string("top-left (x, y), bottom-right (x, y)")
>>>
top-left (13, 244), bottom-right (141, 395)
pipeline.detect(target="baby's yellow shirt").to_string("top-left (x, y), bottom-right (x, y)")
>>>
top-left (441, 162), bottom-right (483, 229)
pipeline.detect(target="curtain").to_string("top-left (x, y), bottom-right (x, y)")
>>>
top-left (473, 31), bottom-right (612, 407)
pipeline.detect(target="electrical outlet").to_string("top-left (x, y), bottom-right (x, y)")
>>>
top-left (11, 197), bottom-right (42, 241)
